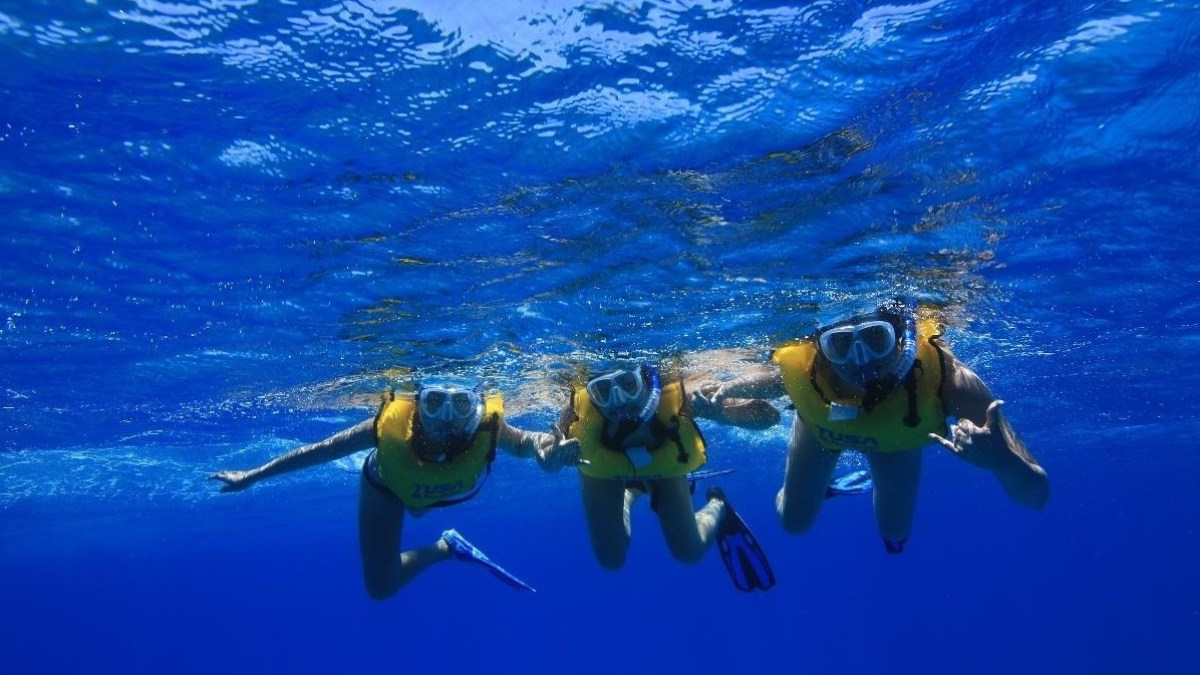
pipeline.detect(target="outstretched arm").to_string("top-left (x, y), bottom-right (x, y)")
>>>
top-left (497, 417), bottom-right (584, 472)
top-left (211, 418), bottom-right (376, 492)
top-left (931, 354), bottom-right (1049, 509)
top-left (689, 367), bottom-right (785, 429)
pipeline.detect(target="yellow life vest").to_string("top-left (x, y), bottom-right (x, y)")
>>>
top-left (569, 381), bottom-right (707, 481)
top-left (374, 392), bottom-right (502, 509)
top-left (772, 318), bottom-right (948, 453)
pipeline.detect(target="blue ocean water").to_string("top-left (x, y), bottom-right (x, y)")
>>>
top-left (2, 0), bottom-right (1198, 672)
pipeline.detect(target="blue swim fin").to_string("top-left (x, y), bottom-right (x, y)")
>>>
top-left (825, 469), bottom-right (873, 499)
top-left (441, 529), bottom-right (536, 592)
top-left (710, 489), bottom-right (776, 592)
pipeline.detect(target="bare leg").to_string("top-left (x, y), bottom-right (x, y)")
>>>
top-left (580, 473), bottom-right (634, 571)
top-left (776, 420), bottom-right (841, 534)
top-left (654, 475), bottom-right (725, 564)
top-left (624, 483), bottom-right (644, 512)
top-left (358, 473), bottom-right (450, 600)
top-left (865, 449), bottom-right (922, 552)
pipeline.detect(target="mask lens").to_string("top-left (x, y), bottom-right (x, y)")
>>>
top-left (614, 371), bottom-right (640, 398)
top-left (821, 329), bottom-right (856, 362)
top-left (588, 378), bottom-right (614, 405)
top-left (859, 322), bottom-right (896, 357)
top-left (421, 390), bottom-right (449, 418)
top-left (451, 392), bottom-right (474, 417)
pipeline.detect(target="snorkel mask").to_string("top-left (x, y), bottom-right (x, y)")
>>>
top-left (816, 298), bottom-right (918, 397)
top-left (586, 364), bottom-right (662, 427)
top-left (416, 384), bottom-right (483, 444)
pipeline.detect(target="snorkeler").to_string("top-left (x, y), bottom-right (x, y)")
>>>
top-left (557, 364), bottom-right (775, 591)
top-left (211, 382), bottom-right (583, 598)
top-left (692, 298), bottom-right (1049, 553)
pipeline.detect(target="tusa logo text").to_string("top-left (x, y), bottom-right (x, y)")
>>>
top-left (815, 426), bottom-right (880, 449)
top-left (411, 481), bottom-right (466, 499)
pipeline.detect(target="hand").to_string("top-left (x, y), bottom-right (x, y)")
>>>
top-left (209, 470), bottom-right (255, 493)
top-left (553, 437), bottom-right (586, 468)
top-left (536, 426), bottom-right (587, 471)
top-left (928, 400), bottom-right (1008, 469)
top-left (689, 384), bottom-right (723, 419)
